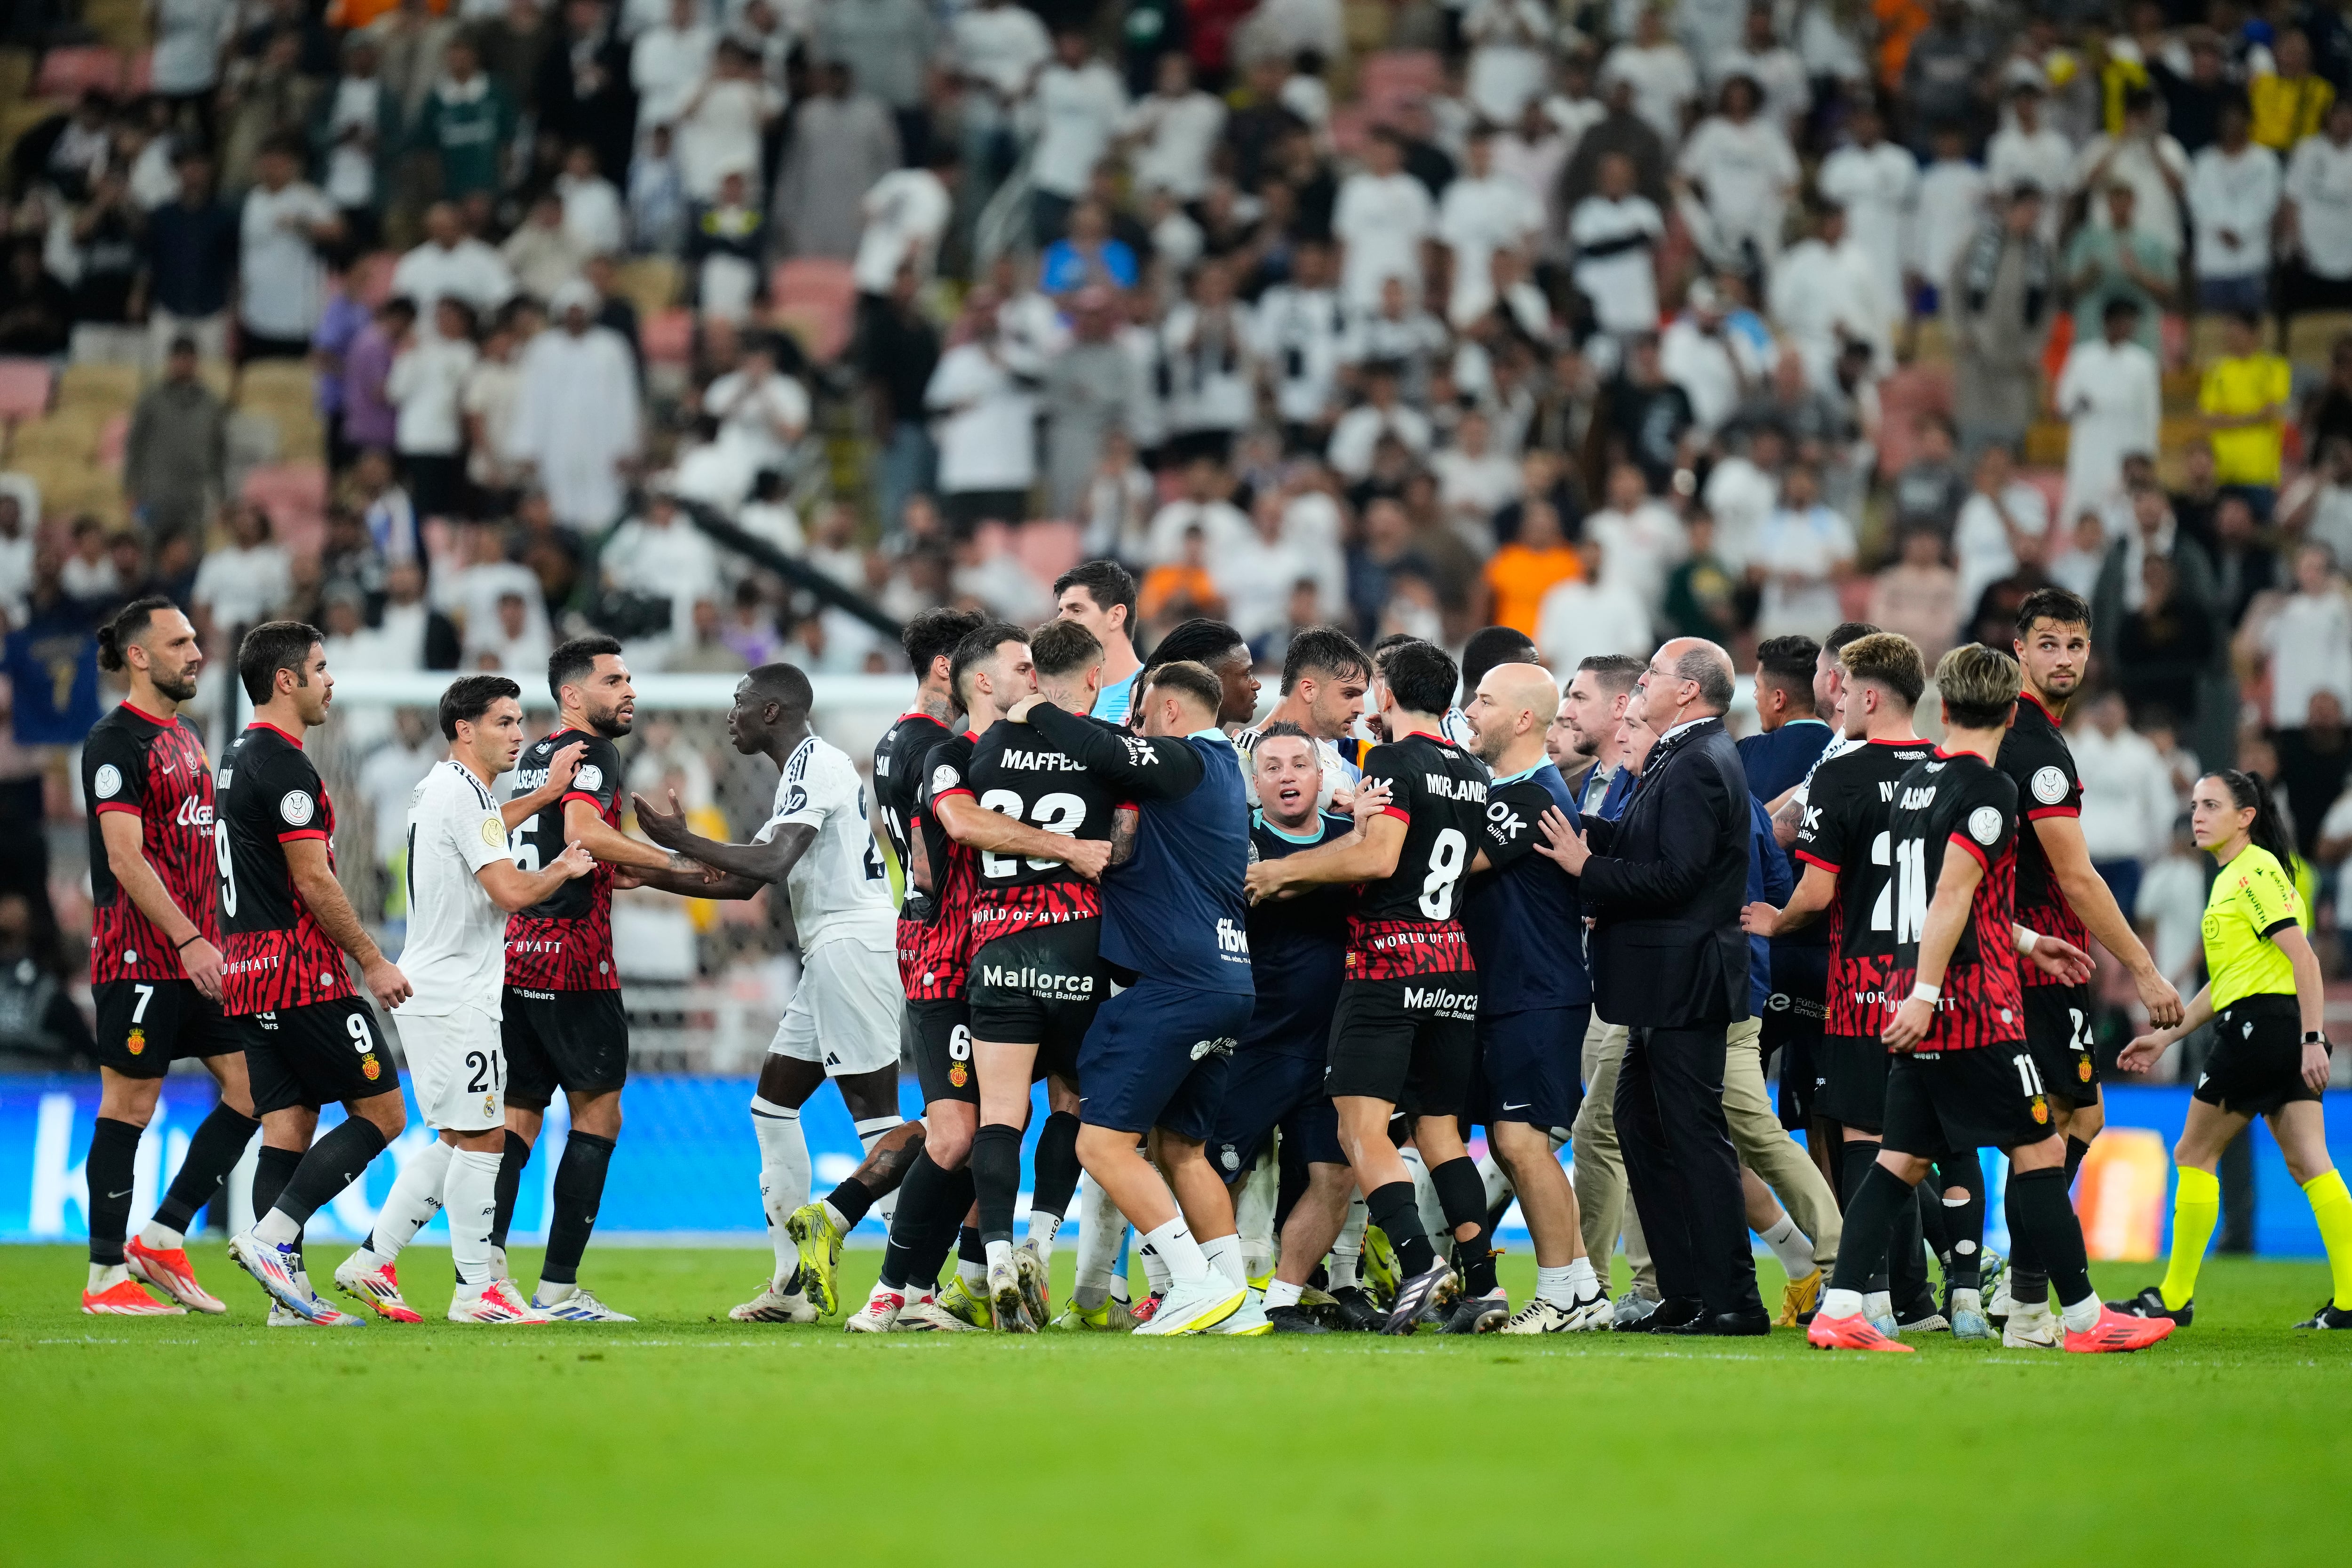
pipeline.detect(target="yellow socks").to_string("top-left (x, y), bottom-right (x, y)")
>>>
top-left (2160, 1166), bottom-right (2221, 1312)
top-left (2302, 1169), bottom-right (2352, 1311)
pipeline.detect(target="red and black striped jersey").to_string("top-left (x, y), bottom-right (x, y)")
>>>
top-left (1995, 692), bottom-right (2090, 985)
top-left (1344, 730), bottom-right (1487, 979)
top-left (504, 727), bottom-right (623, 992)
top-left (874, 708), bottom-right (953, 919)
top-left (960, 716), bottom-right (1123, 939)
top-left (900, 730), bottom-right (978, 998)
top-left (1885, 750), bottom-right (2023, 1052)
top-left (1791, 736), bottom-right (1935, 1036)
top-left (216, 722), bottom-right (358, 1016)
top-left (83, 702), bottom-right (217, 985)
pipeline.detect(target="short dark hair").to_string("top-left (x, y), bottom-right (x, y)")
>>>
top-left (1575, 653), bottom-right (1645, 696)
top-left (1254, 719), bottom-right (1313, 746)
top-left (1368, 632), bottom-right (1422, 677)
top-left (1381, 639), bottom-right (1458, 716)
top-left (903, 607), bottom-right (985, 683)
top-left (1279, 625), bottom-right (1369, 695)
top-left (1032, 619), bottom-right (1104, 679)
top-left (1459, 625), bottom-right (1540, 703)
top-left (2014, 586), bottom-right (2092, 641)
top-left (1145, 617), bottom-right (1246, 675)
top-left (2103, 296), bottom-right (2143, 323)
top-left (1146, 659), bottom-right (1224, 716)
top-left (440, 673), bottom-right (522, 738)
top-left (238, 620), bottom-right (324, 704)
top-left (97, 595), bottom-right (178, 674)
top-left (745, 661), bottom-right (814, 715)
top-left (1822, 621), bottom-right (1879, 658)
top-left (1836, 632), bottom-right (1925, 708)
top-left (1936, 642), bottom-right (2023, 729)
top-left (1052, 559), bottom-right (1138, 628)
top-left (1755, 634), bottom-right (1820, 708)
top-left (548, 634), bottom-right (624, 703)
top-left (950, 620), bottom-right (1028, 708)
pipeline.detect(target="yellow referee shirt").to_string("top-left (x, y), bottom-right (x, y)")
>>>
top-left (2201, 844), bottom-right (2306, 1009)
top-left (2200, 353), bottom-right (2294, 486)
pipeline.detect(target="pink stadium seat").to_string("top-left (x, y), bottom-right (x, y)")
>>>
top-left (35, 46), bottom-right (124, 98)
top-left (0, 359), bottom-right (54, 424)
top-left (1873, 365), bottom-right (1955, 477)
top-left (1359, 50), bottom-right (1441, 119)
top-left (642, 307), bottom-right (695, 365)
top-left (2018, 468), bottom-right (2066, 524)
top-left (124, 49), bottom-right (152, 92)
top-left (770, 258), bottom-right (858, 362)
top-left (1013, 519), bottom-right (1083, 586)
top-left (241, 463), bottom-right (327, 557)
top-left (97, 412), bottom-right (127, 470)
top-left (1327, 105), bottom-right (1370, 157)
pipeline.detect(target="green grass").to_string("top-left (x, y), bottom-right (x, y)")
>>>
top-left (4, 1245), bottom-right (2348, 1565)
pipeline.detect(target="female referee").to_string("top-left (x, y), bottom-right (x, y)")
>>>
top-left (2111, 770), bottom-right (2352, 1329)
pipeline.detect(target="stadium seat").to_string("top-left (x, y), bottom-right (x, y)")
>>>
top-left (615, 256), bottom-right (682, 319)
top-left (2288, 311), bottom-right (2352, 367)
top-left (124, 48), bottom-right (151, 92)
top-left (642, 307), bottom-right (695, 365)
top-left (770, 258), bottom-right (858, 362)
top-left (58, 361), bottom-right (141, 410)
top-left (1012, 518), bottom-right (1083, 587)
top-left (0, 360), bottom-right (55, 457)
top-left (34, 46), bottom-right (125, 97)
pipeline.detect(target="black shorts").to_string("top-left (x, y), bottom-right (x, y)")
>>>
top-left (502, 987), bottom-right (629, 1109)
top-left (941, 487), bottom-right (1029, 536)
top-left (1883, 1043), bottom-right (2053, 1157)
top-left (2024, 982), bottom-right (2099, 1106)
top-left (1813, 1031), bottom-right (1889, 1133)
top-left (1210, 1047), bottom-right (1343, 1178)
top-left (240, 997), bottom-right (399, 1114)
top-left (1764, 944), bottom-right (1828, 1126)
top-left (236, 327), bottom-right (312, 365)
top-left (1325, 973), bottom-right (1478, 1117)
top-left (1471, 1004), bottom-right (1588, 1134)
top-left (967, 920), bottom-right (1103, 1079)
top-left (94, 979), bottom-right (240, 1078)
top-left (906, 995), bottom-right (975, 1107)
top-left (2197, 995), bottom-right (2324, 1117)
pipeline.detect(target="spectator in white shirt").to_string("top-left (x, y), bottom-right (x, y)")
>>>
top-left (237, 136), bottom-right (344, 357)
top-left (1160, 259), bottom-right (1256, 462)
top-left (391, 202), bottom-right (516, 333)
top-left (1584, 459), bottom-right (1689, 609)
top-left (1767, 200), bottom-right (1888, 387)
top-left (1144, 454), bottom-right (1252, 564)
top-left (678, 39), bottom-right (784, 203)
top-left (1951, 440), bottom-right (2052, 610)
top-left (1333, 129), bottom-right (1435, 311)
top-left (2055, 296), bottom-right (2162, 522)
top-left (1432, 409), bottom-right (1523, 538)
top-left (1986, 80), bottom-right (2074, 245)
top-left (1673, 74), bottom-right (1799, 274)
top-left (1661, 276), bottom-right (1767, 436)
top-left (556, 142), bottom-right (627, 255)
top-left (2282, 435), bottom-right (2352, 563)
top-left (2188, 99), bottom-right (2284, 314)
top-left (1909, 123), bottom-right (1988, 312)
top-left (1815, 102), bottom-right (1917, 331)
top-left (2071, 87), bottom-right (2191, 250)
top-left (1462, 0), bottom-right (1555, 126)
top-left (852, 147), bottom-right (955, 293)
top-left (1219, 487), bottom-right (1326, 639)
top-left (191, 503), bottom-right (293, 642)
top-left (1438, 128), bottom-right (1544, 328)
top-left (924, 292), bottom-right (1040, 533)
top-left (2259, 541), bottom-right (2352, 729)
top-left (464, 588), bottom-right (554, 672)
top-left (2283, 99), bottom-right (2352, 314)
top-left (1327, 361), bottom-right (1434, 480)
top-left (1537, 530), bottom-right (1653, 671)
top-left (604, 489), bottom-right (723, 635)
top-left (1569, 150), bottom-right (1667, 338)
top-left (1709, 5), bottom-right (1810, 141)
top-left (1123, 52), bottom-right (1224, 204)
top-left (1748, 460), bottom-right (1855, 637)
top-left (387, 297), bottom-right (481, 520)
top-left (951, 0), bottom-right (1051, 201)
top-left (1253, 238), bottom-right (1349, 447)
top-left (1027, 31), bottom-right (1128, 242)
top-left (703, 342), bottom-right (810, 487)
top-left (630, 0), bottom-right (716, 145)
top-left (1600, 8), bottom-right (1698, 145)
top-left (2071, 690), bottom-right (2184, 915)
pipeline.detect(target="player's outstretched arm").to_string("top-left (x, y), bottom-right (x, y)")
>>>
top-left (564, 796), bottom-right (675, 872)
top-left (501, 740), bottom-right (587, 833)
top-left (2118, 982), bottom-right (2217, 1075)
top-left (935, 793), bottom-right (1112, 881)
top-left (285, 837), bottom-right (411, 1008)
top-left (2031, 813), bottom-right (2184, 1027)
top-left (1244, 811), bottom-right (1405, 902)
top-left (477, 838), bottom-right (597, 912)
top-left (97, 812), bottom-right (223, 1001)
top-left (2015, 926), bottom-right (2095, 986)
top-left (1881, 846), bottom-right (1981, 1052)
top-left (1743, 861), bottom-right (1836, 937)
top-left (633, 788), bottom-right (814, 886)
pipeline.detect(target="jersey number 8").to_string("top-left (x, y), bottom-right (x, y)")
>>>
top-left (1419, 828), bottom-right (1467, 919)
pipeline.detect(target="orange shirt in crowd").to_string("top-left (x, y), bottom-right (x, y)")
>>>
top-left (1483, 542), bottom-right (1583, 638)
top-left (328, 0), bottom-right (448, 27)
top-left (1138, 563), bottom-right (1225, 625)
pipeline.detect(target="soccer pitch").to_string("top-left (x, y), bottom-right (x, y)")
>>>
top-left (6, 1246), bottom-right (2347, 1564)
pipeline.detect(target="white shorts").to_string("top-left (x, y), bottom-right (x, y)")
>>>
top-left (396, 1006), bottom-right (506, 1132)
top-left (769, 939), bottom-right (900, 1076)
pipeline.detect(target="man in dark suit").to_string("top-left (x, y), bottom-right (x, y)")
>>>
top-left (1537, 637), bottom-right (1767, 1334)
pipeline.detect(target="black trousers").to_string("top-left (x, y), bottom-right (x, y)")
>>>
top-left (1616, 1022), bottom-right (1763, 1317)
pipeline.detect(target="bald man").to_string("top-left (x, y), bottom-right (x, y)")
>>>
top-left (1459, 663), bottom-right (1612, 1331)
top-left (1536, 638), bottom-right (1769, 1335)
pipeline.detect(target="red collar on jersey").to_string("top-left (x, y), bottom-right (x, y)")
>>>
top-left (248, 720), bottom-right (305, 749)
top-left (2019, 690), bottom-right (2061, 725)
top-left (122, 700), bottom-right (174, 727)
top-left (1400, 725), bottom-right (1447, 744)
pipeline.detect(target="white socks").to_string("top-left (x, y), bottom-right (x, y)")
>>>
top-left (1140, 1217), bottom-right (1207, 1286)
top-left (1071, 1176), bottom-right (1125, 1307)
top-left (1477, 1153), bottom-right (1512, 1211)
top-left (1758, 1213), bottom-right (1816, 1281)
top-left (1199, 1233), bottom-right (1247, 1290)
top-left (88, 1261), bottom-right (127, 1292)
top-left (1402, 1147), bottom-right (1447, 1243)
top-left (985, 1237), bottom-right (1014, 1275)
top-left (1234, 1150), bottom-right (1279, 1280)
top-left (1331, 1193), bottom-right (1367, 1289)
top-left (853, 1115), bottom-right (903, 1225)
top-left (1263, 1277), bottom-right (1304, 1311)
top-left (1139, 1234), bottom-right (1173, 1294)
top-left (2058, 1292), bottom-right (2102, 1333)
top-left (367, 1138), bottom-right (454, 1263)
top-left (254, 1207), bottom-right (301, 1247)
top-left (1537, 1258), bottom-right (1598, 1305)
top-left (1824, 1286), bottom-right (1865, 1319)
top-left (445, 1147), bottom-right (502, 1293)
top-left (749, 1096), bottom-right (808, 1285)
top-left (138, 1219), bottom-right (186, 1250)
top-left (1026, 1209), bottom-right (1061, 1258)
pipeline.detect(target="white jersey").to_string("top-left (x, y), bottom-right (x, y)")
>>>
top-left (1234, 724), bottom-right (1360, 812)
top-left (1788, 733), bottom-right (1862, 810)
top-left (401, 760), bottom-right (516, 1017)
top-left (757, 735), bottom-right (895, 954)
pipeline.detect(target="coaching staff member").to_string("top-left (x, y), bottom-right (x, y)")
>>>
top-left (1536, 637), bottom-right (1767, 1335)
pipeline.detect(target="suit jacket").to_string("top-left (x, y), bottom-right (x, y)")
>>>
top-left (1580, 716), bottom-right (1751, 1028)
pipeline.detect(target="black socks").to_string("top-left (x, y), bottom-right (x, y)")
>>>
top-left (969, 1123), bottom-right (1022, 1247)
top-left (1366, 1179), bottom-right (1434, 1277)
top-left (540, 1130), bottom-right (614, 1286)
top-left (1029, 1111), bottom-right (1083, 1226)
top-left (1936, 1152), bottom-right (1986, 1291)
top-left (2006, 1165), bottom-right (2091, 1308)
top-left (274, 1117), bottom-right (388, 1227)
top-left (879, 1148), bottom-right (965, 1291)
top-left (154, 1104), bottom-right (261, 1236)
top-left (1828, 1162), bottom-right (1917, 1295)
top-left (1842, 1140), bottom-right (1890, 1292)
top-left (1430, 1156), bottom-right (1494, 1294)
top-left (490, 1128), bottom-right (531, 1251)
top-left (84, 1118), bottom-right (143, 1265)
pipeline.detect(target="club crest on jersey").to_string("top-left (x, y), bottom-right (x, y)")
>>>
top-left (2079, 1057), bottom-right (2094, 1082)
top-left (361, 1054), bottom-right (381, 1080)
top-left (125, 1026), bottom-right (145, 1055)
top-left (279, 790), bottom-right (315, 827)
top-left (931, 764), bottom-right (960, 794)
top-left (94, 764), bottom-right (122, 798)
top-left (480, 817), bottom-right (505, 847)
top-left (2030, 1094), bottom-right (2049, 1124)
top-left (2031, 765), bottom-right (2068, 805)
top-left (576, 764), bottom-right (604, 792)
top-left (950, 1060), bottom-right (969, 1087)
top-left (1969, 806), bottom-right (2002, 845)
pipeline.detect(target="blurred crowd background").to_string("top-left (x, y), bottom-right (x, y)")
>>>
top-left (7, 0), bottom-right (2352, 1080)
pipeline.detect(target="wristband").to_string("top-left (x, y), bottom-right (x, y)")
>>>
top-left (1909, 983), bottom-right (1940, 1004)
top-left (175, 933), bottom-right (204, 951)
top-left (2306, 1031), bottom-right (2331, 1049)
top-left (2016, 928), bottom-right (2039, 955)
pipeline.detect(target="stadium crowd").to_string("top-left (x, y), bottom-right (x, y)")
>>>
top-left (9, 0), bottom-right (2352, 1080)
